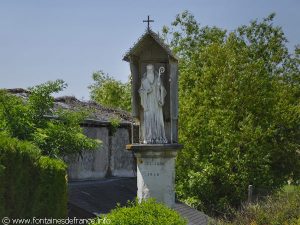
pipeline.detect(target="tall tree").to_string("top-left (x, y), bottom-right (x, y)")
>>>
top-left (163, 11), bottom-right (300, 216)
top-left (89, 71), bottom-right (131, 112)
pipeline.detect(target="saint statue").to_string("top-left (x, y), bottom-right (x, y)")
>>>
top-left (139, 64), bottom-right (167, 144)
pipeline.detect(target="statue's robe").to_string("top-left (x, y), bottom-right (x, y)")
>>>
top-left (139, 73), bottom-right (167, 144)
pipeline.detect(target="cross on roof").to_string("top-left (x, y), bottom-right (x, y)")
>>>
top-left (143, 15), bottom-right (154, 30)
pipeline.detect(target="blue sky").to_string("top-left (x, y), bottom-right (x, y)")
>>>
top-left (0, 0), bottom-right (299, 100)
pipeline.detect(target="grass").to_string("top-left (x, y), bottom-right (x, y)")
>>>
top-left (211, 185), bottom-right (300, 225)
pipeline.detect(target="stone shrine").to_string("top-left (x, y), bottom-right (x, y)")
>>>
top-left (123, 17), bottom-right (182, 207)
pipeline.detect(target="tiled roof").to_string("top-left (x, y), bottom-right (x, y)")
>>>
top-left (4, 88), bottom-right (133, 123)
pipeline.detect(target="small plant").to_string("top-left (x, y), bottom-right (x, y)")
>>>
top-left (90, 198), bottom-right (187, 225)
top-left (108, 116), bottom-right (121, 135)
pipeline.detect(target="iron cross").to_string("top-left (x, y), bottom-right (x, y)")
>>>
top-left (143, 15), bottom-right (154, 30)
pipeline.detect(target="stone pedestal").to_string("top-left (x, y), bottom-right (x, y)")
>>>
top-left (126, 144), bottom-right (182, 208)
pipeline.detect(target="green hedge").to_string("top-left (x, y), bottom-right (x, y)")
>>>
top-left (0, 133), bottom-right (67, 218)
top-left (90, 198), bottom-right (187, 225)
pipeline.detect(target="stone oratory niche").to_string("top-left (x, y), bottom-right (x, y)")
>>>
top-left (124, 18), bottom-right (182, 208)
top-left (123, 29), bottom-right (179, 144)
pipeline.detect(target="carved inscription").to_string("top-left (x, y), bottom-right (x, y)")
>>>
top-left (144, 161), bottom-right (164, 166)
top-left (146, 172), bottom-right (160, 177)
top-left (142, 159), bottom-right (166, 177)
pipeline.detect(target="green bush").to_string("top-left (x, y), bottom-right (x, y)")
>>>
top-left (90, 199), bottom-right (187, 225)
top-left (0, 133), bottom-right (67, 218)
top-left (215, 186), bottom-right (300, 225)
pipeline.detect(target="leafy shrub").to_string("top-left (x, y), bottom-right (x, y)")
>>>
top-left (0, 133), bottom-right (67, 218)
top-left (215, 185), bottom-right (300, 225)
top-left (90, 198), bottom-right (187, 225)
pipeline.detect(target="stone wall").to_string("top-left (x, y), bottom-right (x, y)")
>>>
top-left (66, 122), bottom-right (136, 181)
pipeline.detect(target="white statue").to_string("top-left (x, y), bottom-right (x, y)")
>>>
top-left (139, 64), bottom-right (167, 144)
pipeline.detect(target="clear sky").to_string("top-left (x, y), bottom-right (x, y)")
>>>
top-left (0, 0), bottom-right (299, 100)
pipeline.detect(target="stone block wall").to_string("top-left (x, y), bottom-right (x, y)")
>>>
top-left (66, 122), bottom-right (136, 181)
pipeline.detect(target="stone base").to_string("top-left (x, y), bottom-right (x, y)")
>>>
top-left (126, 144), bottom-right (183, 208)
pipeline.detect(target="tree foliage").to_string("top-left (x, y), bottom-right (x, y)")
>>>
top-left (0, 80), bottom-right (100, 158)
top-left (163, 11), bottom-right (300, 216)
top-left (89, 71), bottom-right (131, 111)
